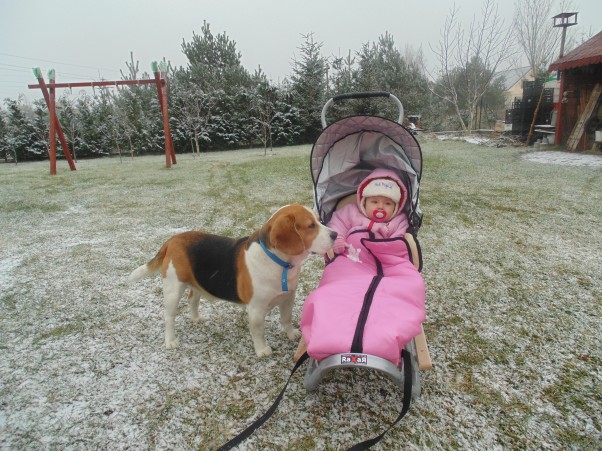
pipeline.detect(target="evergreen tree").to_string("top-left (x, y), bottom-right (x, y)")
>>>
top-left (115, 53), bottom-right (163, 155)
top-left (31, 99), bottom-right (50, 158)
top-left (95, 87), bottom-right (125, 156)
top-left (289, 33), bottom-right (328, 143)
top-left (345, 34), bottom-right (443, 128)
top-left (182, 21), bottom-right (245, 92)
top-left (271, 98), bottom-right (302, 146)
top-left (179, 21), bottom-right (253, 149)
top-left (58, 94), bottom-right (82, 161)
top-left (0, 108), bottom-right (13, 163)
top-left (3, 98), bottom-right (37, 162)
top-left (250, 68), bottom-right (278, 154)
top-left (170, 67), bottom-right (222, 153)
top-left (76, 93), bottom-right (102, 156)
top-left (329, 50), bottom-right (355, 96)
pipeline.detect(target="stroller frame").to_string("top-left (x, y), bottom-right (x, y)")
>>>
top-left (216, 92), bottom-right (433, 451)
top-left (304, 340), bottom-right (423, 399)
top-left (304, 92), bottom-right (432, 396)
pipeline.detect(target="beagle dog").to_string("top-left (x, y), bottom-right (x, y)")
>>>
top-left (129, 204), bottom-right (337, 357)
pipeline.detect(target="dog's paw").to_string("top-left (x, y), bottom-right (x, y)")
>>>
top-left (285, 327), bottom-right (301, 340)
top-left (255, 345), bottom-right (273, 358)
top-left (165, 338), bottom-right (180, 349)
top-left (190, 314), bottom-right (202, 324)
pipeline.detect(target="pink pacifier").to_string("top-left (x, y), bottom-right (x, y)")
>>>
top-left (373, 210), bottom-right (387, 220)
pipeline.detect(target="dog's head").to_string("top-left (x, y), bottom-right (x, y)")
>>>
top-left (265, 204), bottom-right (337, 257)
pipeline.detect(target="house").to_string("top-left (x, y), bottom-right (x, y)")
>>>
top-left (549, 30), bottom-right (602, 150)
top-left (499, 67), bottom-right (558, 136)
top-left (498, 66), bottom-right (534, 112)
top-left (495, 67), bottom-right (534, 128)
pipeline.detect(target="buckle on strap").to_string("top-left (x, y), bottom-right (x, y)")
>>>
top-left (259, 240), bottom-right (293, 291)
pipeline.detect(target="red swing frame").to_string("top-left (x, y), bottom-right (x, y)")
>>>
top-left (28, 62), bottom-right (176, 174)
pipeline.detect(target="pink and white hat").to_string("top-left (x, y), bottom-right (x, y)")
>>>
top-left (358, 176), bottom-right (404, 218)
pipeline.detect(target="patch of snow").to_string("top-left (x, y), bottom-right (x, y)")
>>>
top-left (522, 151), bottom-right (602, 167)
top-left (0, 255), bottom-right (21, 292)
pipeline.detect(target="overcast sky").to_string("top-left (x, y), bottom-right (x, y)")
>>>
top-left (1, 0), bottom-right (600, 103)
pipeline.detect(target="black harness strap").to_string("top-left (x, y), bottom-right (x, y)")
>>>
top-left (215, 350), bottom-right (413, 451)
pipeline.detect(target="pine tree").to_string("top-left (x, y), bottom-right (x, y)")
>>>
top-left (4, 99), bottom-right (37, 162)
top-left (290, 33), bottom-right (328, 143)
top-left (179, 21), bottom-right (253, 149)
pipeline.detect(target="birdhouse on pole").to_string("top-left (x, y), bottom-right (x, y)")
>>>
top-left (553, 12), bottom-right (578, 58)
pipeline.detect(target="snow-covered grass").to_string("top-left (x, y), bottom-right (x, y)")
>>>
top-left (1, 142), bottom-right (600, 450)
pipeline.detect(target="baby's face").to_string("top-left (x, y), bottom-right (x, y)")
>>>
top-left (365, 196), bottom-right (396, 221)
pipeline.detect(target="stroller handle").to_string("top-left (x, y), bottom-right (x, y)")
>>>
top-left (321, 91), bottom-right (404, 128)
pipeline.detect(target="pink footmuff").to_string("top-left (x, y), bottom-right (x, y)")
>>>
top-left (301, 234), bottom-right (425, 367)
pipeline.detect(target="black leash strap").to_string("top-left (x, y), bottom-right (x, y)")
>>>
top-left (216, 352), bottom-right (309, 451)
top-left (346, 350), bottom-right (413, 451)
top-left (216, 350), bottom-right (412, 451)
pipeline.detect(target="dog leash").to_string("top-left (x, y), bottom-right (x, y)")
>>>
top-left (216, 350), bottom-right (413, 450)
top-left (258, 240), bottom-right (293, 292)
top-left (346, 350), bottom-right (413, 450)
top-left (216, 352), bottom-right (309, 451)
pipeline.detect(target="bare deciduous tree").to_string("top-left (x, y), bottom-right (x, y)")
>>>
top-left (429, 0), bottom-right (516, 134)
top-left (513, 0), bottom-right (574, 76)
top-left (514, 0), bottom-right (575, 145)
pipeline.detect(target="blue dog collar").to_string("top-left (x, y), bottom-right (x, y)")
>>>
top-left (259, 240), bottom-right (293, 292)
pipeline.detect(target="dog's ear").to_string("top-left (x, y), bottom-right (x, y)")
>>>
top-left (270, 214), bottom-right (306, 255)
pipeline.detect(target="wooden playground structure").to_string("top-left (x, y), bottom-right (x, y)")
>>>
top-left (28, 62), bottom-right (176, 175)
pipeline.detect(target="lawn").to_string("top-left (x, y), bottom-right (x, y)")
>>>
top-left (0, 140), bottom-right (600, 449)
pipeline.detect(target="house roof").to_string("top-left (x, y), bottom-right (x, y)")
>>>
top-left (496, 67), bottom-right (531, 91)
top-left (549, 30), bottom-right (602, 71)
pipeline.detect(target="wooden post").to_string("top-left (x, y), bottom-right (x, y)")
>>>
top-left (526, 82), bottom-right (546, 146)
top-left (152, 62), bottom-right (176, 168)
top-left (48, 70), bottom-right (57, 175)
top-left (555, 74), bottom-right (566, 146)
top-left (552, 13), bottom-right (578, 148)
top-left (160, 65), bottom-right (176, 165)
top-left (33, 68), bottom-right (77, 173)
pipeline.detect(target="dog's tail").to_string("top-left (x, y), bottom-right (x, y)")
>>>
top-left (128, 243), bottom-right (167, 283)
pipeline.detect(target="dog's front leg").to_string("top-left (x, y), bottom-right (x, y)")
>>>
top-left (247, 303), bottom-right (272, 357)
top-left (278, 292), bottom-right (301, 340)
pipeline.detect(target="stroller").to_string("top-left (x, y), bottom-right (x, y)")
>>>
top-left (217, 92), bottom-right (432, 451)
top-left (302, 92), bottom-right (432, 398)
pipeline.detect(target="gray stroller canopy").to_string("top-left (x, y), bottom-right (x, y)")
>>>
top-left (311, 115), bottom-right (423, 230)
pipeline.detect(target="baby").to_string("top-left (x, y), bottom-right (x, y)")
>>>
top-left (330, 168), bottom-right (409, 259)
top-left (295, 168), bottom-right (412, 360)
